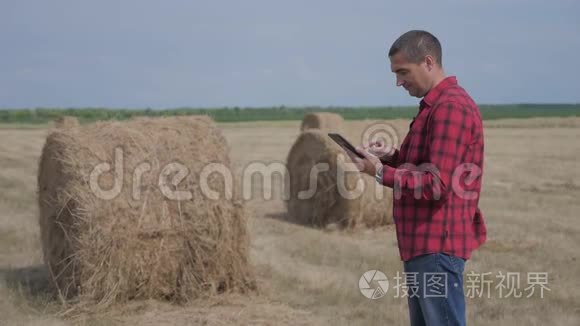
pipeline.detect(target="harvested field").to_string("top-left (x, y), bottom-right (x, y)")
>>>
top-left (1, 117), bottom-right (579, 325)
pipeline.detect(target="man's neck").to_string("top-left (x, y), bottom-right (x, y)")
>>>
top-left (430, 72), bottom-right (447, 90)
top-left (421, 72), bottom-right (447, 99)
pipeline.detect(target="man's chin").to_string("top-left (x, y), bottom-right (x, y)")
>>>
top-left (408, 89), bottom-right (426, 98)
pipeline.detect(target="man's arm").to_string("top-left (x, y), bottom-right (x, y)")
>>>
top-left (381, 102), bottom-right (472, 201)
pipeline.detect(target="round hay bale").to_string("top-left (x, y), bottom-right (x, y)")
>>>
top-left (284, 130), bottom-right (393, 229)
top-left (54, 116), bottom-right (79, 129)
top-left (300, 112), bottom-right (343, 132)
top-left (38, 116), bottom-right (256, 306)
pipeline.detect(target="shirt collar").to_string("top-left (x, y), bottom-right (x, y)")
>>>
top-left (420, 76), bottom-right (457, 110)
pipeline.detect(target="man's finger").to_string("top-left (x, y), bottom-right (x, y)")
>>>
top-left (362, 150), bottom-right (375, 160)
top-left (356, 147), bottom-right (374, 160)
top-left (346, 150), bottom-right (362, 163)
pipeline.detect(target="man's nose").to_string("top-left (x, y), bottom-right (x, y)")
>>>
top-left (396, 76), bottom-right (404, 87)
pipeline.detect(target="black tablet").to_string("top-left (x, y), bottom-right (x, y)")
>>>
top-left (328, 133), bottom-right (365, 159)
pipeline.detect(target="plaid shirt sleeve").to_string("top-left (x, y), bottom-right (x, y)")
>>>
top-left (382, 101), bottom-right (471, 201)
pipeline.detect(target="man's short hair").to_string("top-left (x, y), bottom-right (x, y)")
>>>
top-left (388, 30), bottom-right (442, 66)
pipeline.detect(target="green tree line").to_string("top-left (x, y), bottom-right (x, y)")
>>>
top-left (0, 104), bottom-right (578, 124)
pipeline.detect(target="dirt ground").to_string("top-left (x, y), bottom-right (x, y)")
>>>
top-left (1, 117), bottom-right (579, 325)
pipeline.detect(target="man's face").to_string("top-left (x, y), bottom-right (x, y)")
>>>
top-left (389, 51), bottom-right (430, 98)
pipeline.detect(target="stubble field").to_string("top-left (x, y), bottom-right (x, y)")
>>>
top-left (1, 117), bottom-right (579, 325)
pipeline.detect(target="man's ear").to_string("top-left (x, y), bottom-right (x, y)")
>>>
top-left (424, 55), bottom-right (435, 72)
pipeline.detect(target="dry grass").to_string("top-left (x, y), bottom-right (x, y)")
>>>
top-left (1, 117), bottom-right (580, 325)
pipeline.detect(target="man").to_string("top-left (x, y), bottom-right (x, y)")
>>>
top-left (347, 30), bottom-right (487, 326)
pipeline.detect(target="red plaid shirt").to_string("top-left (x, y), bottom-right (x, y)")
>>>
top-left (381, 76), bottom-right (487, 261)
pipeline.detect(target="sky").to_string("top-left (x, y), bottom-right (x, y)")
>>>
top-left (1, 0), bottom-right (579, 108)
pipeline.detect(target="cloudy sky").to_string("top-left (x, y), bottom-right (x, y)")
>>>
top-left (1, 0), bottom-right (579, 108)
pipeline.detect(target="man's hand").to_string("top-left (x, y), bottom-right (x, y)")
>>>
top-left (363, 140), bottom-right (396, 163)
top-left (345, 146), bottom-right (383, 177)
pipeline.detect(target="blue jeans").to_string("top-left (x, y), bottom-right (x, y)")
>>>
top-left (403, 253), bottom-right (466, 326)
